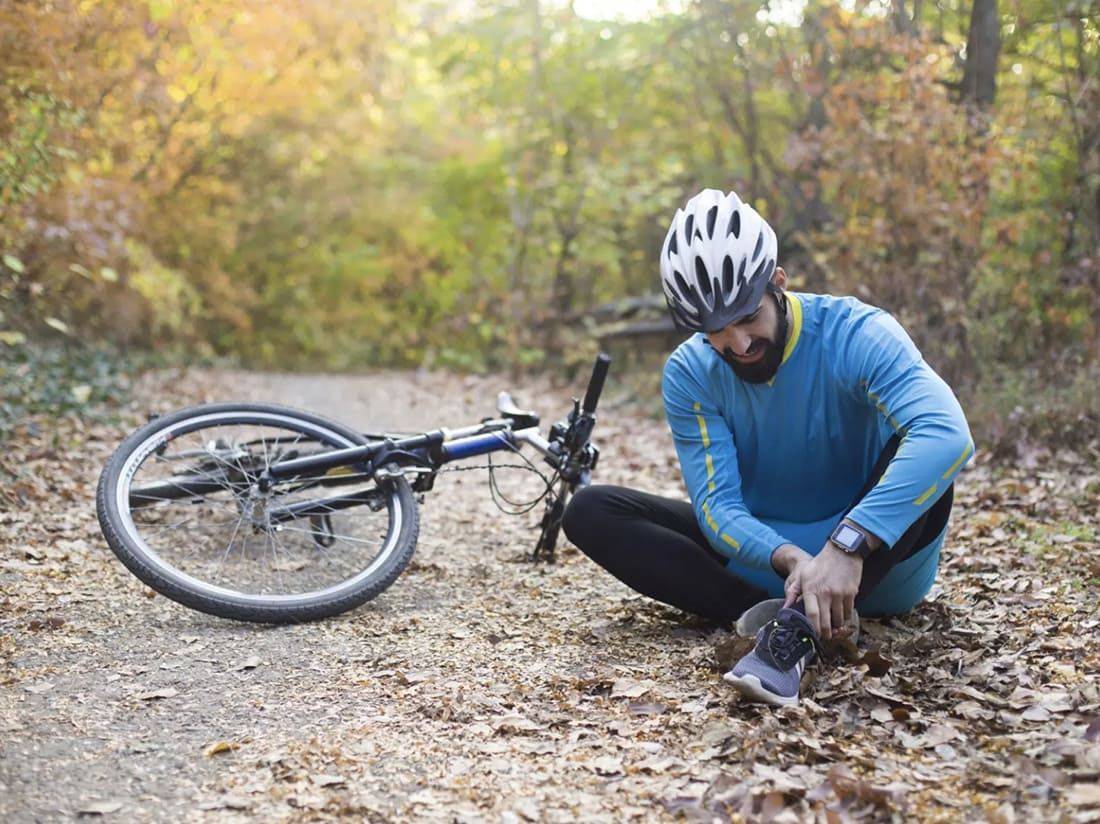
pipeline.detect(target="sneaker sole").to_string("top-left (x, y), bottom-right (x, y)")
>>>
top-left (722, 672), bottom-right (799, 707)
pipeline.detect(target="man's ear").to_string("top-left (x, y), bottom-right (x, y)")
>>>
top-left (772, 266), bottom-right (788, 290)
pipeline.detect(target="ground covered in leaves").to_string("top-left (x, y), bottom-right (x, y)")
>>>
top-left (1, 367), bottom-right (1098, 823)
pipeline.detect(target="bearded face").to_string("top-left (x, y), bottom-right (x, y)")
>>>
top-left (709, 291), bottom-right (790, 384)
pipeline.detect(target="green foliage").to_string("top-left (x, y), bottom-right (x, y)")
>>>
top-left (0, 342), bottom-right (142, 440)
top-left (0, 91), bottom-right (82, 248)
top-left (1, 0), bottom-right (1098, 453)
top-left (961, 362), bottom-right (1100, 460)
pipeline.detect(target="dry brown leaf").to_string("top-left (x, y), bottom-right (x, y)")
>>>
top-left (203, 740), bottom-right (241, 757)
top-left (589, 756), bottom-right (623, 776)
top-left (135, 688), bottom-right (179, 700)
top-left (1067, 784), bottom-right (1100, 807)
top-left (609, 678), bottom-right (655, 699)
top-left (1085, 717), bottom-right (1100, 741)
top-left (78, 800), bottom-right (124, 815)
top-left (858, 648), bottom-right (893, 677)
top-left (491, 714), bottom-right (543, 735)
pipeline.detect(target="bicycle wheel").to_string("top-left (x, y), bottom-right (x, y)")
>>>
top-left (96, 402), bottom-right (420, 623)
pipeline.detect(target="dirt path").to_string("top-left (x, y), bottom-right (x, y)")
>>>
top-left (1, 368), bottom-right (1098, 823)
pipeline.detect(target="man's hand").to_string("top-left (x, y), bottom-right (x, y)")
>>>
top-left (780, 544), bottom-right (862, 640)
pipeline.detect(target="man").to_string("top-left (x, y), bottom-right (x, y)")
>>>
top-left (562, 188), bottom-right (973, 707)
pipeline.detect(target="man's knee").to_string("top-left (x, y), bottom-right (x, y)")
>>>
top-left (562, 485), bottom-right (610, 546)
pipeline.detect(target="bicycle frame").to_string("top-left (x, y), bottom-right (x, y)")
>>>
top-left (258, 417), bottom-right (561, 522)
top-left (264, 418), bottom-right (551, 487)
top-left (255, 351), bottom-right (611, 554)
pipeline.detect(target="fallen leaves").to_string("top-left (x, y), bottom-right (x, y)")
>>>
top-left (134, 687), bottom-right (179, 701)
top-left (1086, 717), bottom-right (1100, 742)
top-left (77, 800), bottom-right (124, 815)
top-left (608, 677), bottom-right (657, 698)
top-left (1067, 783), bottom-right (1100, 808)
top-left (25, 617), bottom-right (66, 631)
top-left (587, 755), bottom-right (623, 775)
top-left (3, 368), bottom-right (1099, 823)
top-left (203, 740), bottom-right (241, 757)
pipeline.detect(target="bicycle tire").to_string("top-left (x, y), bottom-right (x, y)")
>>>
top-left (96, 402), bottom-right (420, 623)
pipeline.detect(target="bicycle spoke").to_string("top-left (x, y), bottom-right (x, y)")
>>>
top-left (211, 504), bottom-right (249, 583)
top-left (274, 523), bottom-right (388, 549)
top-left (122, 421), bottom-right (397, 597)
top-left (100, 403), bottom-right (419, 620)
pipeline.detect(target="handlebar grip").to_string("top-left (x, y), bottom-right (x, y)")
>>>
top-left (581, 353), bottom-right (612, 415)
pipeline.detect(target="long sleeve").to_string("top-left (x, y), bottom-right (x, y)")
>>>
top-left (837, 312), bottom-right (974, 547)
top-left (662, 351), bottom-right (789, 571)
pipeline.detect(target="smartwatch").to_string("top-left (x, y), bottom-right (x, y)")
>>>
top-left (830, 522), bottom-right (874, 559)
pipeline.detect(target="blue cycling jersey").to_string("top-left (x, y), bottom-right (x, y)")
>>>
top-left (661, 292), bottom-right (974, 612)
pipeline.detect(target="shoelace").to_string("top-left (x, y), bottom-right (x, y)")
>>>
top-left (764, 619), bottom-right (822, 669)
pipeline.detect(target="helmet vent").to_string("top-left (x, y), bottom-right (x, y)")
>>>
top-left (722, 257), bottom-right (734, 294)
top-left (706, 205), bottom-right (718, 238)
top-left (750, 257), bottom-right (774, 283)
top-left (694, 257), bottom-right (713, 298)
top-left (674, 270), bottom-right (692, 298)
top-left (684, 213), bottom-right (695, 242)
top-left (728, 210), bottom-right (740, 238)
top-left (667, 231), bottom-right (678, 256)
top-left (737, 257), bottom-right (747, 283)
top-left (753, 230), bottom-right (764, 260)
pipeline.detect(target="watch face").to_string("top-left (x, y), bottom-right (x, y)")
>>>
top-left (833, 524), bottom-right (863, 550)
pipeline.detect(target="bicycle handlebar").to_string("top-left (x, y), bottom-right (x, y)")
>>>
top-left (581, 353), bottom-right (612, 415)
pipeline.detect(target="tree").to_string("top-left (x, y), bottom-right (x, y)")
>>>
top-left (961, 0), bottom-right (1000, 107)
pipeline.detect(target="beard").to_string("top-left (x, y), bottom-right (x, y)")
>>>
top-left (718, 294), bottom-right (788, 384)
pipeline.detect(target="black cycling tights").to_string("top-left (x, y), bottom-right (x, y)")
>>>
top-left (561, 437), bottom-right (954, 625)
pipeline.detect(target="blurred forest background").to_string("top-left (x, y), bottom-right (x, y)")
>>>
top-left (1, 0), bottom-right (1098, 454)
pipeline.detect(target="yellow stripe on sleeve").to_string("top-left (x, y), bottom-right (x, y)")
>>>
top-left (913, 483), bottom-right (938, 506)
top-left (702, 501), bottom-right (719, 532)
top-left (693, 402), bottom-right (710, 448)
top-left (866, 390), bottom-right (906, 435)
top-left (942, 443), bottom-right (973, 479)
top-left (695, 402), bottom-right (734, 546)
top-left (702, 502), bottom-right (740, 552)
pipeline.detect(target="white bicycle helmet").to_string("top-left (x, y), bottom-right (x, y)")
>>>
top-left (660, 189), bottom-right (778, 333)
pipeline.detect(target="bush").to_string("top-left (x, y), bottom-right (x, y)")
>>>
top-left (961, 364), bottom-right (1100, 462)
top-left (0, 342), bottom-right (142, 440)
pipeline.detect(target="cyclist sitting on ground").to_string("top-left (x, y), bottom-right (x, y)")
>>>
top-left (562, 188), bottom-right (973, 707)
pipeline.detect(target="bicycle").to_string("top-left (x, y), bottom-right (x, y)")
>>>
top-left (95, 355), bottom-right (611, 624)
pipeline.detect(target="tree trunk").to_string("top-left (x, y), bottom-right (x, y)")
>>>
top-left (891, 0), bottom-right (918, 36)
top-left (960, 0), bottom-right (999, 108)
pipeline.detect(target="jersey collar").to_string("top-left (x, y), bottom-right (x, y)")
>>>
top-left (765, 292), bottom-right (803, 387)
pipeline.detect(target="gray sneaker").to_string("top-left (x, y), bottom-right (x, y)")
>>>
top-left (734, 598), bottom-right (784, 637)
top-left (723, 607), bottom-right (822, 706)
top-left (736, 598), bottom-right (860, 643)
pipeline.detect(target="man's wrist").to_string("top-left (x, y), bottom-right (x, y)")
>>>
top-left (825, 540), bottom-right (866, 562)
top-left (828, 519), bottom-right (883, 559)
top-left (771, 543), bottom-right (807, 576)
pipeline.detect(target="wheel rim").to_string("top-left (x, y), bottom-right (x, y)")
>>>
top-left (112, 411), bottom-right (405, 607)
